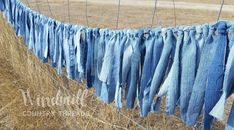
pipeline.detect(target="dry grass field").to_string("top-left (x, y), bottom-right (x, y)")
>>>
top-left (0, 0), bottom-right (234, 129)
top-left (23, 0), bottom-right (234, 28)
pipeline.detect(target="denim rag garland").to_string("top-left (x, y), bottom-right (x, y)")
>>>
top-left (1, 0), bottom-right (234, 129)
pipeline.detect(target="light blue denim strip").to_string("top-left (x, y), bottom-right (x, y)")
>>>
top-left (138, 30), bottom-right (156, 116)
top-left (141, 29), bottom-right (165, 116)
top-left (0, 0), bottom-right (5, 11)
top-left (180, 26), bottom-right (198, 123)
top-left (126, 29), bottom-right (144, 109)
top-left (186, 24), bottom-right (217, 127)
top-left (166, 28), bottom-right (183, 116)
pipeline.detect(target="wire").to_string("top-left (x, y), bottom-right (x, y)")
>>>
top-left (151, 0), bottom-right (158, 28)
top-left (217, 0), bottom-right (225, 21)
top-left (85, 0), bottom-right (89, 26)
top-left (46, 0), bottom-right (54, 18)
top-left (24, 0), bottom-right (31, 7)
top-left (68, 0), bottom-right (71, 23)
top-left (34, 0), bottom-right (41, 13)
top-left (116, 0), bottom-right (121, 29)
top-left (172, 0), bottom-right (177, 27)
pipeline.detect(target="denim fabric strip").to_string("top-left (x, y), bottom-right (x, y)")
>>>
top-left (138, 30), bottom-right (156, 116)
top-left (37, 16), bottom-right (46, 61)
top-left (72, 26), bottom-right (81, 81)
top-left (94, 29), bottom-right (108, 96)
top-left (62, 25), bottom-right (70, 77)
top-left (126, 30), bottom-right (144, 109)
top-left (53, 22), bottom-right (61, 72)
top-left (156, 28), bottom-right (178, 100)
top-left (42, 18), bottom-right (49, 63)
top-left (106, 32), bottom-right (121, 104)
top-left (149, 29), bottom-right (175, 112)
top-left (196, 26), bottom-right (204, 51)
top-left (150, 29), bottom-right (165, 113)
top-left (28, 11), bottom-right (35, 52)
top-left (75, 27), bottom-right (88, 80)
top-left (114, 31), bottom-right (131, 107)
top-left (37, 16), bottom-right (44, 60)
top-left (100, 32), bottom-right (118, 103)
top-left (19, 4), bottom-right (26, 36)
top-left (56, 24), bottom-right (64, 76)
top-left (74, 27), bottom-right (82, 74)
top-left (3, 0), bottom-right (10, 22)
top-left (115, 32), bottom-right (127, 108)
top-left (99, 31), bottom-right (116, 83)
top-left (141, 29), bottom-right (165, 116)
top-left (203, 21), bottom-right (227, 130)
top-left (121, 32), bottom-right (133, 94)
top-left (13, 1), bottom-right (19, 34)
top-left (24, 9), bottom-right (29, 47)
top-left (180, 27), bottom-right (198, 122)
top-left (210, 23), bottom-right (234, 120)
top-left (0, 0), bottom-right (5, 11)
top-left (34, 14), bottom-right (41, 57)
top-left (195, 25), bottom-right (207, 65)
top-left (14, 2), bottom-right (20, 35)
top-left (85, 29), bottom-right (94, 87)
top-left (68, 25), bottom-right (76, 79)
top-left (8, 0), bottom-right (14, 25)
top-left (92, 28), bottom-right (102, 93)
top-left (82, 29), bottom-right (88, 78)
top-left (100, 83), bottom-right (109, 103)
top-left (186, 24), bottom-right (217, 127)
top-left (166, 29), bottom-right (183, 115)
top-left (107, 33), bottom-right (120, 103)
top-left (125, 69), bottom-right (131, 100)
top-left (63, 25), bottom-right (76, 79)
top-left (48, 20), bottom-right (56, 67)
top-left (156, 29), bottom-right (176, 97)
top-left (25, 9), bottom-right (32, 48)
top-left (12, 0), bottom-right (17, 24)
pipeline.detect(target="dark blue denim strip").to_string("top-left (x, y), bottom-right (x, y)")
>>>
top-left (203, 21), bottom-right (227, 130)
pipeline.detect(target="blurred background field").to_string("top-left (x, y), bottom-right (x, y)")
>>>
top-left (0, 0), bottom-right (234, 129)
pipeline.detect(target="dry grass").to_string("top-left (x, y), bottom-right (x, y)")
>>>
top-left (24, 0), bottom-right (234, 29)
top-left (0, 0), bottom-right (234, 129)
top-left (160, 0), bottom-right (234, 5)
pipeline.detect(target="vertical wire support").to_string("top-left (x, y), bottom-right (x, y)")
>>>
top-left (25, 0), bottom-right (31, 7)
top-left (67, 0), bottom-right (71, 23)
top-left (172, 0), bottom-right (177, 27)
top-left (116, 0), bottom-right (121, 29)
top-left (151, 0), bottom-right (158, 28)
top-left (46, 0), bottom-right (54, 18)
top-left (35, 0), bottom-right (41, 13)
top-left (62, 0), bottom-right (65, 22)
top-left (85, 0), bottom-right (89, 26)
top-left (217, 0), bottom-right (225, 21)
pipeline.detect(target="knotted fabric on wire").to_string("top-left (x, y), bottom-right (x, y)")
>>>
top-left (1, 0), bottom-right (234, 129)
